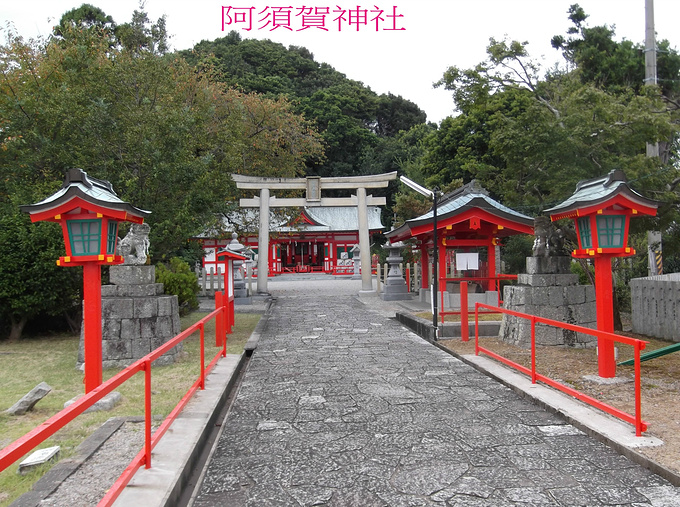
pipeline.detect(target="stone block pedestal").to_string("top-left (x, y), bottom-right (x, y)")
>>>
top-left (500, 257), bottom-right (596, 348)
top-left (78, 265), bottom-right (182, 369)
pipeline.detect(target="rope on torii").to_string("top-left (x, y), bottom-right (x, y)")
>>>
top-left (231, 172), bottom-right (397, 294)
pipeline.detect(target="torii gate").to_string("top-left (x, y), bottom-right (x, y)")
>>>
top-left (232, 172), bottom-right (397, 294)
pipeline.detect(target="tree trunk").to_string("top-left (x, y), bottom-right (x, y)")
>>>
top-left (8, 315), bottom-right (28, 341)
top-left (63, 310), bottom-right (81, 335)
top-left (579, 259), bottom-right (595, 286)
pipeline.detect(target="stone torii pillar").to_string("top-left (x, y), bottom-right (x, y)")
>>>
top-left (356, 187), bottom-right (372, 292)
top-left (257, 188), bottom-right (270, 294)
top-left (232, 172), bottom-right (397, 294)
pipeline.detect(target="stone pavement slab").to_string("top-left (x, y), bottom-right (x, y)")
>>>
top-left (191, 287), bottom-right (680, 506)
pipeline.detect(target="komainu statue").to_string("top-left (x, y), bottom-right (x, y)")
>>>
top-left (533, 216), bottom-right (570, 257)
top-left (118, 223), bottom-right (151, 265)
top-left (532, 216), bottom-right (551, 257)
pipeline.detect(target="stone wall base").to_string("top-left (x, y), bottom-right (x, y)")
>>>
top-left (499, 257), bottom-right (597, 348)
top-left (631, 273), bottom-right (680, 342)
top-left (78, 265), bottom-right (182, 369)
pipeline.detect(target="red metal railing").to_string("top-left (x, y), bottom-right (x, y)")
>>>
top-left (473, 302), bottom-right (649, 436)
top-left (0, 292), bottom-right (234, 505)
top-left (438, 276), bottom-right (517, 329)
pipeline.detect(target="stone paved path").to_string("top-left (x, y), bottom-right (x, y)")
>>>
top-left (193, 284), bottom-right (680, 506)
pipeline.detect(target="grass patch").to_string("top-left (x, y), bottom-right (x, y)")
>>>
top-left (414, 311), bottom-right (502, 322)
top-left (0, 311), bottom-right (261, 506)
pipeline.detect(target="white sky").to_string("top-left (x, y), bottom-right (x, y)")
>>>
top-left (2, 0), bottom-right (679, 124)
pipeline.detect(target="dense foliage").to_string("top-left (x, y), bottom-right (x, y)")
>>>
top-left (155, 258), bottom-right (200, 315)
top-left (0, 6), bottom-right (323, 338)
top-left (180, 33), bottom-right (428, 179)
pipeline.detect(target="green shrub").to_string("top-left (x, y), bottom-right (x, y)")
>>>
top-left (615, 282), bottom-right (632, 313)
top-left (155, 258), bottom-right (199, 315)
top-left (570, 260), bottom-right (594, 285)
top-left (501, 235), bottom-right (534, 274)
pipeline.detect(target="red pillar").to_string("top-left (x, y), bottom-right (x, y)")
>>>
top-left (82, 263), bottom-right (102, 393)
top-left (215, 291), bottom-right (224, 347)
top-left (487, 244), bottom-right (496, 292)
top-left (460, 281), bottom-right (469, 342)
top-left (594, 256), bottom-right (616, 378)
top-left (438, 241), bottom-right (446, 310)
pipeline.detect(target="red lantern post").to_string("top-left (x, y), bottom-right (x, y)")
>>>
top-left (546, 170), bottom-right (658, 378)
top-left (21, 169), bottom-right (150, 392)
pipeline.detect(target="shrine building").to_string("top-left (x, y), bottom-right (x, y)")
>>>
top-left (199, 206), bottom-right (386, 275)
top-left (385, 180), bottom-right (534, 298)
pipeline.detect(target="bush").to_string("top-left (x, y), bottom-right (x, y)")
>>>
top-left (501, 235), bottom-right (534, 274)
top-left (615, 282), bottom-right (632, 313)
top-left (155, 258), bottom-right (199, 315)
top-left (570, 260), bottom-right (594, 285)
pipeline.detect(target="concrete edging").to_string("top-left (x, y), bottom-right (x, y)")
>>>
top-left (112, 353), bottom-right (247, 507)
top-left (243, 298), bottom-right (274, 355)
top-left (395, 310), bottom-right (500, 340)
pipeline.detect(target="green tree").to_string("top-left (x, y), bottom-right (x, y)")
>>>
top-left (0, 8), bottom-right (325, 336)
top-left (433, 37), bottom-right (677, 212)
top-left (0, 209), bottom-right (82, 340)
top-left (551, 3), bottom-right (680, 164)
top-left (54, 3), bottom-right (116, 39)
top-left (182, 32), bottom-right (427, 177)
top-left (116, 7), bottom-right (168, 55)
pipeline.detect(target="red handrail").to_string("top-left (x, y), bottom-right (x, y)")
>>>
top-left (439, 276), bottom-right (517, 324)
top-left (0, 292), bottom-right (233, 506)
top-left (473, 302), bottom-right (649, 436)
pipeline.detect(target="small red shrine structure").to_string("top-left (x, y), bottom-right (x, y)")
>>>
top-left (21, 169), bottom-right (150, 393)
top-left (546, 169), bottom-right (658, 377)
top-left (386, 180), bottom-right (534, 296)
top-left (199, 206), bottom-right (386, 276)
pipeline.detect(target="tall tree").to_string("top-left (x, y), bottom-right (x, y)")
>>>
top-left (433, 37), bottom-right (677, 212)
top-left (0, 9), bottom-right (324, 338)
top-left (54, 3), bottom-right (116, 39)
top-left (551, 3), bottom-right (680, 164)
top-left (182, 32), bottom-right (427, 177)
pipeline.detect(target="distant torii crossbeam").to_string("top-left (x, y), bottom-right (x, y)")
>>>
top-left (232, 172), bottom-right (397, 293)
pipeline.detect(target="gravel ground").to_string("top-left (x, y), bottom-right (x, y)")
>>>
top-left (38, 420), bottom-right (149, 506)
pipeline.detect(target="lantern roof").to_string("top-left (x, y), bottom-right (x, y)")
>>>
top-left (545, 169), bottom-right (659, 221)
top-left (21, 168), bottom-right (150, 223)
top-left (216, 248), bottom-right (248, 261)
top-left (386, 180), bottom-right (534, 243)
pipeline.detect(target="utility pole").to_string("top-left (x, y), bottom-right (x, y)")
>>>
top-left (644, 0), bottom-right (662, 274)
top-left (645, 0), bottom-right (659, 157)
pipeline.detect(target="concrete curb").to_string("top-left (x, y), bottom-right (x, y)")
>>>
top-left (395, 310), bottom-right (501, 340)
top-left (430, 340), bottom-right (680, 487)
top-left (243, 298), bottom-right (274, 355)
top-left (112, 353), bottom-right (247, 507)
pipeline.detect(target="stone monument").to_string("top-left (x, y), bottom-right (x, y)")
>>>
top-left (224, 232), bottom-right (252, 305)
top-left (499, 217), bottom-right (596, 348)
top-left (77, 225), bottom-right (181, 369)
top-left (380, 241), bottom-right (411, 301)
top-left (350, 244), bottom-right (362, 280)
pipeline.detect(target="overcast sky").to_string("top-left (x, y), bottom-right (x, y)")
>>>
top-left (3, 1), bottom-right (680, 123)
